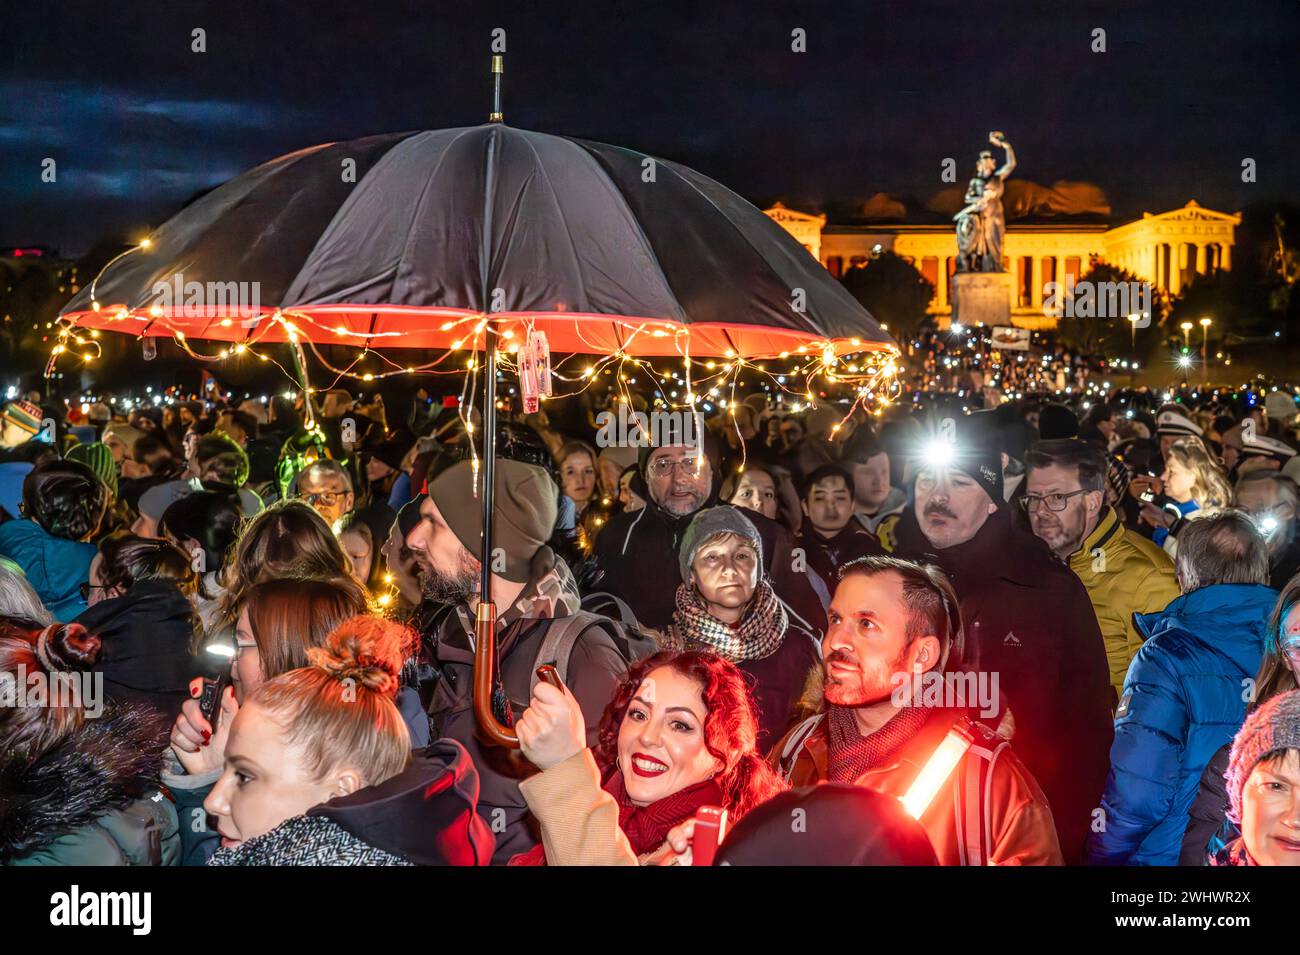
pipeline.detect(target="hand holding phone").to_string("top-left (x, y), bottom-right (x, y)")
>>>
top-left (690, 806), bottom-right (728, 867)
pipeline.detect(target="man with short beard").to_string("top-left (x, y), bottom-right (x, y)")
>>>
top-left (405, 459), bottom-right (629, 864)
top-left (1024, 439), bottom-right (1179, 699)
top-left (875, 413), bottom-right (1113, 863)
top-left (593, 423), bottom-right (823, 633)
top-left (772, 555), bottom-right (1062, 865)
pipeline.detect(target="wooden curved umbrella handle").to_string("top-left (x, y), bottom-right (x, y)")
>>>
top-left (472, 601), bottom-right (519, 748)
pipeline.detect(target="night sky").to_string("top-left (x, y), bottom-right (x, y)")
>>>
top-left (2, 0), bottom-right (1298, 255)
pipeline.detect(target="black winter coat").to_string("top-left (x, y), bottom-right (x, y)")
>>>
top-left (880, 507), bottom-right (1115, 863)
top-left (75, 579), bottom-right (200, 724)
top-left (1181, 743), bottom-right (1235, 866)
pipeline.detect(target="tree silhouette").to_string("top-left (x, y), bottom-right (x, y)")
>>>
top-left (839, 251), bottom-right (935, 342)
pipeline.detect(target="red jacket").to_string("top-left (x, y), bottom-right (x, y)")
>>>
top-left (771, 707), bottom-right (1063, 866)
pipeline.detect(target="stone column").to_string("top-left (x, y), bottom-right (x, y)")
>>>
top-left (1170, 244), bottom-right (1183, 295)
top-left (1222, 243), bottom-right (1232, 271)
top-left (1031, 256), bottom-right (1043, 309)
top-left (1194, 243), bottom-right (1206, 275)
top-left (938, 258), bottom-right (948, 307)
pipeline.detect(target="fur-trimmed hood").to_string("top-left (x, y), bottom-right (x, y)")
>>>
top-left (0, 703), bottom-right (170, 862)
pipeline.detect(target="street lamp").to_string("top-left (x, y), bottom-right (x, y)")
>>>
top-left (1199, 317), bottom-right (1212, 383)
top-left (1127, 312), bottom-right (1142, 349)
top-left (1180, 321), bottom-right (1193, 351)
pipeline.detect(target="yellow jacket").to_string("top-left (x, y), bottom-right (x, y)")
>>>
top-left (1068, 506), bottom-right (1181, 697)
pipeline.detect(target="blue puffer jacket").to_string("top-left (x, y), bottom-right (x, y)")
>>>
top-left (0, 518), bottom-right (96, 620)
top-left (1085, 582), bottom-right (1276, 865)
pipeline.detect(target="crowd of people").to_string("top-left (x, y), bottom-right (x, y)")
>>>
top-left (1, 373), bottom-right (1299, 867)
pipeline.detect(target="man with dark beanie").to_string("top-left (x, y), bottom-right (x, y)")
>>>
top-left (874, 412), bottom-right (1113, 863)
top-left (405, 459), bottom-right (629, 864)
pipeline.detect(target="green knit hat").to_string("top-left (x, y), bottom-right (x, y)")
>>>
top-left (428, 459), bottom-right (557, 583)
top-left (67, 442), bottom-right (118, 497)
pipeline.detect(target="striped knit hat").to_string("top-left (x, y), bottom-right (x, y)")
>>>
top-left (1226, 689), bottom-right (1300, 824)
top-left (67, 442), bottom-right (118, 497)
top-left (1, 400), bottom-right (42, 437)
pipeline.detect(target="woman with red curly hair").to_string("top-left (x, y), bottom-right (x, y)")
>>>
top-left (512, 649), bottom-right (787, 865)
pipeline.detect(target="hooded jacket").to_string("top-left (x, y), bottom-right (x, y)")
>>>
top-left (0, 517), bottom-right (96, 620)
top-left (771, 706), bottom-right (1062, 865)
top-left (2, 704), bottom-right (180, 866)
top-left (878, 506), bottom-right (1114, 863)
top-left (855, 485), bottom-right (907, 534)
top-left (75, 579), bottom-right (200, 723)
top-left (1067, 506), bottom-right (1181, 698)
top-left (207, 740), bottom-right (494, 866)
top-left (1085, 582), bottom-right (1276, 865)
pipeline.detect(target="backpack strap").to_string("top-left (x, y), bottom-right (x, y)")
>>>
top-left (777, 714), bottom-right (825, 783)
top-left (530, 612), bottom-right (605, 694)
top-left (961, 732), bottom-right (1009, 866)
top-left (582, 591), bottom-right (641, 629)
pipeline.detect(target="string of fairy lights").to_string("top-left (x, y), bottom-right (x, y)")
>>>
top-left (46, 237), bottom-right (908, 464)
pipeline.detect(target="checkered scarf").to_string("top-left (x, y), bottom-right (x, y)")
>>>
top-left (664, 578), bottom-right (786, 662)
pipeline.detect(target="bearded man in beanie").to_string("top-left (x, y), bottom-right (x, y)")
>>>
top-left (591, 417), bottom-right (823, 635)
top-left (874, 412), bottom-right (1113, 863)
top-left (405, 459), bottom-right (629, 864)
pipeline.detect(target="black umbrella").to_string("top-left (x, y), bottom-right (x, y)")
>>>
top-left (61, 77), bottom-right (896, 748)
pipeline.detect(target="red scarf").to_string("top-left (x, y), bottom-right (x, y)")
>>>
top-left (509, 771), bottom-right (724, 865)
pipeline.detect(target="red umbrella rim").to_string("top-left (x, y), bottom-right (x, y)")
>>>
top-left (60, 303), bottom-right (899, 360)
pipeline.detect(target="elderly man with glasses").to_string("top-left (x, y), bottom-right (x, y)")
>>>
top-left (294, 459), bottom-right (355, 532)
top-left (1024, 439), bottom-right (1181, 700)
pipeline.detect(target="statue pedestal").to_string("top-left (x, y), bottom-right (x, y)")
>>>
top-left (950, 272), bottom-right (1011, 328)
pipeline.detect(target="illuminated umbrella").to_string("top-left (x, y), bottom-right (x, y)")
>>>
top-left (60, 70), bottom-right (896, 748)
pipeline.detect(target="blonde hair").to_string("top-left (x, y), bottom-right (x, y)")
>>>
top-left (1167, 436), bottom-right (1233, 512)
top-left (249, 615), bottom-right (412, 787)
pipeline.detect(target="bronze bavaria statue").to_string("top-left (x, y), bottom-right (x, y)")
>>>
top-left (954, 131), bottom-right (1016, 273)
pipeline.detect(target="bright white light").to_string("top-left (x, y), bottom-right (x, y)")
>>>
top-left (1178, 356), bottom-right (1192, 368)
top-left (921, 438), bottom-right (956, 469)
top-left (950, 322), bottom-right (964, 334)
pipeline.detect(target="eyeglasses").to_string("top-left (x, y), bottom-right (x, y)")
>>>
top-left (1020, 489), bottom-right (1089, 513)
top-left (80, 582), bottom-right (107, 600)
top-left (650, 456), bottom-right (703, 477)
top-left (304, 490), bottom-right (347, 506)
